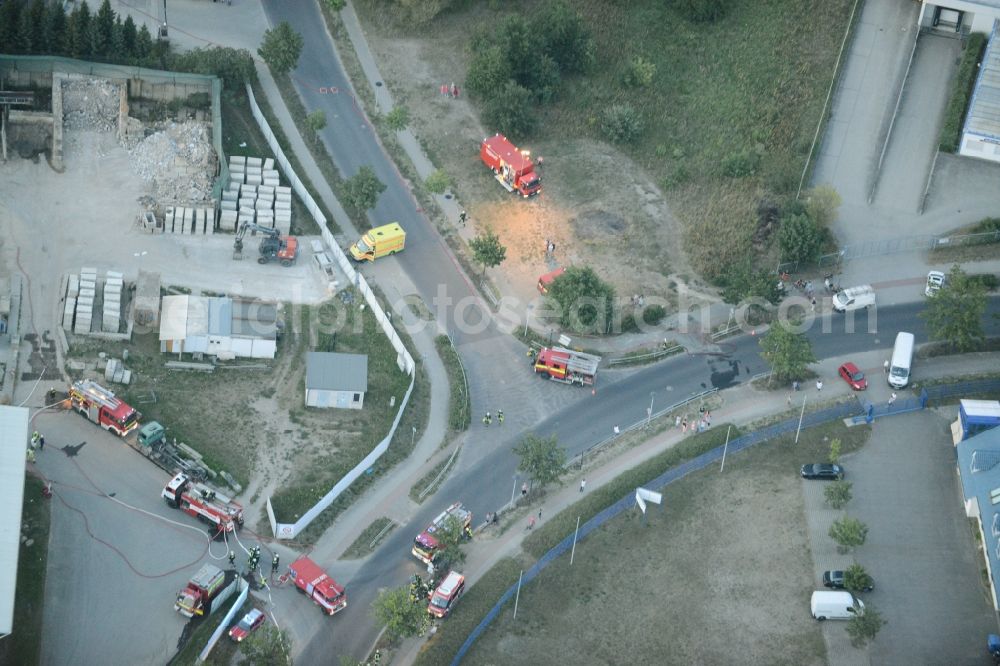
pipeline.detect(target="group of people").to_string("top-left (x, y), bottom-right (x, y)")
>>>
top-left (674, 407), bottom-right (712, 434)
top-left (482, 409), bottom-right (504, 427)
top-left (27, 430), bottom-right (45, 462)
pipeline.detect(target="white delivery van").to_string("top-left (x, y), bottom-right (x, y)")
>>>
top-left (888, 331), bottom-right (915, 389)
top-left (832, 285), bottom-right (876, 313)
top-left (810, 590), bottom-right (865, 620)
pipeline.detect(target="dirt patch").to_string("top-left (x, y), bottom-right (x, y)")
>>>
top-left (353, 8), bottom-right (708, 312)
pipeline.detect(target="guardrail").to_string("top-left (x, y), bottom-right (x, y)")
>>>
top-left (606, 344), bottom-right (683, 366)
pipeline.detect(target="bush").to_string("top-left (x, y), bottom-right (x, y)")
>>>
top-left (424, 169), bottom-right (450, 194)
top-left (642, 304), bottom-right (666, 326)
top-left (385, 106), bottom-right (409, 131)
top-left (939, 32), bottom-right (987, 152)
top-left (466, 45), bottom-right (512, 99)
top-left (535, 1), bottom-right (594, 74)
top-left (803, 184), bottom-right (841, 228)
top-left (483, 81), bottom-right (536, 138)
top-left (546, 266), bottom-right (615, 334)
top-left (972, 217), bottom-right (1000, 233)
top-left (623, 55), bottom-right (656, 88)
top-left (601, 103), bottom-right (644, 144)
top-left (676, 0), bottom-right (730, 23)
top-left (778, 213), bottom-right (823, 264)
top-left (722, 149), bottom-right (760, 178)
top-left (969, 273), bottom-right (1000, 291)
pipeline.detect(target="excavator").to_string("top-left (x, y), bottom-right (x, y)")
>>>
top-left (233, 221), bottom-right (298, 267)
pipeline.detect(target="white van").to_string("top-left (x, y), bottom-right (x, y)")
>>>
top-left (832, 285), bottom-right (876, 313)
top-left (888, 331), bottom-right (915, 389)
top-left (810, 590), bottom-right (865, 620)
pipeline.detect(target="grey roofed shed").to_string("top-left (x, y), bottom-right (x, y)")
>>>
top-left (306, 352), bottom-right (368, 391)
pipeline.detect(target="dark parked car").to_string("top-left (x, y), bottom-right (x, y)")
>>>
top-left (823, 570), bottom-right (874, 592)
top-left (801, 463), bottom-right (844, 480)
top-left (837, 362), bottom-right (868, 390)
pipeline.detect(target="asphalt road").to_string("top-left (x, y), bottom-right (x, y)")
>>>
top-left (299, 296), bottom-right (1000, 663)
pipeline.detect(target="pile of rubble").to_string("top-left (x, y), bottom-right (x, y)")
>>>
top-left (61, 78), bottom-right (121, 132)
top-left (128, 121), bottom-right (218, 204)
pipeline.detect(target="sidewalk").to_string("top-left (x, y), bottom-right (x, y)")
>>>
top-left (390, 348), bottom-right (1000, 664)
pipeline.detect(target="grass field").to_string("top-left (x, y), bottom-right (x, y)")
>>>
top-left (414, 420), bottom-right (870, 664)
top-left (353, 0), bottom-right (855, 286)
top-left (0, 476), bottom-right (50, 666)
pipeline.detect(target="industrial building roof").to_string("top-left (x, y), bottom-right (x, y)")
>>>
top-left (964, 21), bottom-right (1000, 140)
top-left (0, 406), bottom-right (30, 635)
top-left (159, 295), bottom-right (276, 341)
top-left (956, 426), bottom-right (1000, 603)
top-left (306, 352), bottom-right (368, 392)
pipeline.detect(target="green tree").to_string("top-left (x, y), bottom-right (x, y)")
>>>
top-left (483, 80), bottom-right (536, 138)
top-left (601, 104), bottom-right (644, 144)
top-left (803, 185), bottom-right (841, 228)
top-left (121, 14), bottom-right (137, 57)
top-left (512, 433), bottom-right (567, 489)
top-left (758, 320), bottom-right (816, 382)
top-left (385, 106), bottom-right (409, 131)
top-left (372, 586), bottom-right (429, 641)
top-left (623, 55), bottom-right (656, 88)
top-left (720, 259), bottom-right (782, 307)
top-left (424, 169), bottom-right (450, 194)
top-left (135, 24), bottom-right (154, 61)
top-left (342, 166), bottom-right (386, 212)
top-left (823, 480), bottom-right (852, 510)
top-left (535, 0), bottom-right (593, 74)
top-left (43, 3), bottom-right (67, 55)
top-left (843, 563), bottom-right (874, 594)
top-left (847, 604), bottom-right (886, 648)
top-left (324, 0), bottom-right (347, 10)
top-left (90, 0), bottom-right (115, 56)
top-left (828, 438), bottom-right (842, 463)
top-left (241, 624), bottom-right (292, 666)
top-left (74, 0), bottom-right (93, 56)
top-left (829, 516), bottom-right (868, 554)
top-left (433, 515), bottom-right (469, 569)
top-left (547, 266), bottom-right (615, 334)
top-left (306, 109), bottom-right (327, 137)
top-left (16, 4), bottom-right (34, 53)
top-left (495, 15), bottom-right (534, 91)
top-left (24, 0), bottom-right (48, 53)
top-left (469, 229), bottom-right (506, 274)
top-left (109, 17), bottom-right (125, 60)
top-left (466, 45), bottom-right (512, 99)
top-left (778, 213), bottom-right (823, 264)
top-left (258, 21), bottom-right (304, 74)
top-left (921, 263), bottom-right (987, 352)
top-left (0, 0), bottom-right (22, 53)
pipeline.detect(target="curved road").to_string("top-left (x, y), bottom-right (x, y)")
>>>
top-left (258, 2), bottom-right (1000, 661)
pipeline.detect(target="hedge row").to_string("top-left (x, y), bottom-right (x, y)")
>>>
top-left (939, 32), bottom-right (988, 153)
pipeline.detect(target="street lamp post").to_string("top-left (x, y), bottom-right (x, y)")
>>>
top-left (646, 392), bottom-right (655, 428)
top-left (411, 426), bottom-right (416, 448)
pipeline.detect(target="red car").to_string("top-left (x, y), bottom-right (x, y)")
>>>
top-left (229, 608), bottom-right (265, 642)
top-left (838, 362), bottom-right (868, 390)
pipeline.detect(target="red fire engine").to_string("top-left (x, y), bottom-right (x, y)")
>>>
top-left (162, 472), bottom-right (244, 538)
top-left (480, 134), bottom-right (541, 198)
top-left (69, 379), bottom-right (140, 436)
top-left (412, 502), bottom-right (473, 565)
top-left (288, 556), bottom-right (347, 615)
top-left (532, 347), bottom-right (602, 386)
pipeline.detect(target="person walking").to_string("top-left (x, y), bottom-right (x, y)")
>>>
top-left (521, 482), bottom-right (528, 497)
top-left (228, 551), bottom-right (236, 567)
top-left (483, 411), bottom-right (491, 427)
top-left (675, 415), bottom-right (681, 428)
top-left (888, 392), bottom-right (897, 406)
top-left (26, 448), bottom-right (36, 463)
top-left (537, 509), bottom-right (542, 521)
top-left (816, 379), bottom-right (823, 391)
top-left (681, 418), bottom-right (688, 433)
top-left (580, 479), bottom-right (587, 493)
top-left (31, 431), bottom-right (39, 448)
top-left (528, 515), bottom-right (535, 530)
top-left (810, 297), bottom-right (817, 313)
top-left (272, 554), bottom-right (280, 574)
top-left (459, 210), bottom-right (467, 226)
top-left (613, 424), bottom-right (620, 436)
top-left (883, 360), bottom-right (890, 374)
top-left (37, 435), bottom-right (44, 451)
top-left (497, 409), bottom-right (504, 425)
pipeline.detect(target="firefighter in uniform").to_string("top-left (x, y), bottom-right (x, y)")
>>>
top-left (497, 409), bottom-right (504, 425)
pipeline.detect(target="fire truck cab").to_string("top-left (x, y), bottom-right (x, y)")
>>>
top-left (412, 502), bottom-right (472, 564)
top-left (288, 556), bottom-right (347, 615)
top-left (69, 379), bottom-right (140, 436)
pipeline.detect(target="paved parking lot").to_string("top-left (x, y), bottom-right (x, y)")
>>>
top-left (804, 410), bottom-right (997, 665)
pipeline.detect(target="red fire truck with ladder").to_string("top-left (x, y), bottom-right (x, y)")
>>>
top-left (162, 472), bottom-right (244, 539)
top-left (69, 379), bottom-right (140, 436)
top-left (287, 556), bottom-right (347, 615)
top-left (480, 133), bottom-right (541, 198)
top-left (412, 502), bottom-right (473, 565)
top-left (532, 347), bottom-right (602, 386)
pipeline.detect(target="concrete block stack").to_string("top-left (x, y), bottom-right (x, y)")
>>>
top-left (103, 270), bottom-right (123, 333)
top-left (74, 267), bottom-right (97, 334)
top-left (63, 274), bottom-right (79, 330)
top-left (161, 205), bottom-right (215, 235)
top-left (222, 154), bottom-right (291, 235)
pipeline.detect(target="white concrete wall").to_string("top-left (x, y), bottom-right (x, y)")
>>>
top-left (959, 133), bottom-right (1000, 162)
top-left (920, 1), bottom-right (1000, 32)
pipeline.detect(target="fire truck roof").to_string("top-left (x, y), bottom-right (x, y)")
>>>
top-left (482, 134), bottom-right (533, 172)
